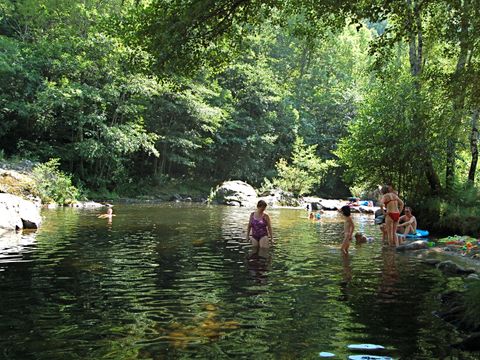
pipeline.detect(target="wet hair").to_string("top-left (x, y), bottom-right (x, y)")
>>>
top-left (257, 200), bottom-right (267, 209)
top-left (404, 207), bottom-right (412, 212)
top-left (381, 185), bottom-right (390, 195)
top-left (354, 232), bottom-right (363, 239)
top-left (340, 205), bottom-right (351, 217)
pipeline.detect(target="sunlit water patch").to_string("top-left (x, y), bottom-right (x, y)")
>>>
top-left (0, 204), bottom-right (476, 359)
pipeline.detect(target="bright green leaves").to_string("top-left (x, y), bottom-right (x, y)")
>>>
top-left (273, 136), bottom-right (334, 196)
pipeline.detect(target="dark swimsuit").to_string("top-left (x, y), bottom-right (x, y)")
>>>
top-left (250, 213), bottom-right (268, 241)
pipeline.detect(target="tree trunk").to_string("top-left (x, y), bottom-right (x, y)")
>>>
top-left (407, 0), bottom-right (441, 194)
top-left (468, 110), bottom-right (479, 183)
top-left (445, 0), bottom-right (471, 190)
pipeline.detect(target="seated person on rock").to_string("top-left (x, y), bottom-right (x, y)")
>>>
top-left (397, 207), bottom-right (417, 235)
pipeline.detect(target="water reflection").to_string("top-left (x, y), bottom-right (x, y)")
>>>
top-left (378, 247), bottom-right (400, 301)
top-left (0, 205), bottom-right (477, 359)
top-left (246, 246), bottom-right (272, 284)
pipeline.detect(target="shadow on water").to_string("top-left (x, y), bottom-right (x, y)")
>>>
top-left (0, 204), bottom-right (477, 359)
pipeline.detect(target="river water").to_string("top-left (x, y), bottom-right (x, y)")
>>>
top-left (0, 204), bottom-right (476, 359)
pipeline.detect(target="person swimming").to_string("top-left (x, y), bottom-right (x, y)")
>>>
top-left (98, 207), bottom-right (115, 220)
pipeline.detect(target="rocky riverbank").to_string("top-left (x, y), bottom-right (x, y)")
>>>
top-left (397, 240), bottom-right (480, 351)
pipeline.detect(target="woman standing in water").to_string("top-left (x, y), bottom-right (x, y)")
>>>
top-left (380, 185), bottom-right (404, 247)
top-left (246, 200), bottom-right (273, 248)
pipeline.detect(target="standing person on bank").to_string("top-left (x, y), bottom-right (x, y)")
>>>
top-left (380, 185), bottom-right (404, 247)
top-left (246, 200), bottom-right (273, 248)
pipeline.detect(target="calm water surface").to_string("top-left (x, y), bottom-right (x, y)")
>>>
top-left (0, 204), bottom-right (475, 359)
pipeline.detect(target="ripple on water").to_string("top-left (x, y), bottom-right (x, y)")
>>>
top-left (0, 205), bottom-right (476, 359)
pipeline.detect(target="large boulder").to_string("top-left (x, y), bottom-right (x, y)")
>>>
top-left (0, 193), bottom-right (42, 230)
top-left (318, 199), bottom-right (344, 211)
top-left (211, 181), bottom-right (257, 207)
top-left (259, 189), bottom-right (299, 207)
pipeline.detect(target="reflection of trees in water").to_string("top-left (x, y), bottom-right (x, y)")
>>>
top-left (378, 247), bottom-right (400, 300)
top-left (246, 247), bottom-right (272, 284)
top-left (337, 246), bottom-right (449, 358)
top-left (219, 206), bottom-right (250, 242)
top-left (339, 252), bottom-right (352, 301)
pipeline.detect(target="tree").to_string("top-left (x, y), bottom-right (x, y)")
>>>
top-left (273, 136), bottom-right (331, 196)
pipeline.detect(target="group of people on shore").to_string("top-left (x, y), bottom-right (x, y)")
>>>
top-left (246, 184), bottom-right (417, 254)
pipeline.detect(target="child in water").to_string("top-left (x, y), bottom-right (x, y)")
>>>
top-left (340, 205), bottom-right (354, 254)
top-left (354, 232), bottom-right (373, 244)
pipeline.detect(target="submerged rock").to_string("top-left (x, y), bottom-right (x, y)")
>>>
top-left (436, 260), bottom-right (476, 275)
top-left (422, 258), bottom-right (441, 266)
top-left (396, 240), bottom-right (427, 251)
top-left (467, 273), bottom-right (480, 281)
top-left (0, 193), bottom-right (42, 230)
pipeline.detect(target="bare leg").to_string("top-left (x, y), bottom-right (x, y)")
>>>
top-left (393, 221), bottom-right (399, 246)
top-left (250, 236), bottom-right (260, 247)
top-left (258, 236), bottom-right (269, 249)
top-left (341, 237), bottom-right (350, 254)
top-left (385, 216), bottom-right (394, 246)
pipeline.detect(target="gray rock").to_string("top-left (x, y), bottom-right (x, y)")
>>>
top-left (436, 260), bottom-right (476, 275)
top-left (0, 193), bottom-right (42, 230)
top-left (70, 201), bottom-right (105, 208)
top-left (467, 273), bottom-right (480, 280)
top-left (170, 194), bottom-right (183, 201)
top-left (211, 181), bottom-right (257, 207)
top-left (423, 258), bottom-right (441, 266)
top-left (259, 189), bottom-right (299, 207)
top-left (396, 240), bottom-right (428, 251)
top-left (318, 199), bottom-right (343, 211)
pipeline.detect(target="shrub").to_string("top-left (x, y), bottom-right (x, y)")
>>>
top-left (31, 159), bottom-right (79, 204)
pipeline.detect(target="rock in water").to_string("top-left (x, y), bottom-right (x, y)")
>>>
top-left (436, 260), bottom-right (476, 275)
top-left (210, 181), bottom-right (257, 207)
top-left (0, 193), bottom-right (42, 230)
top-left (396, 240), bottom-right (427, 251)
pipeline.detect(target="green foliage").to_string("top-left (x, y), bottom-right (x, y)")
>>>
top-left (412, 182), bottom-right (480, 236)
top-left (2, 0), bottom-right (480, 238)
top-left (272, 137), bottom-right (332, 196)
top-left (335, 69), bottom-right (446, 198)
top-left (31, 158), bottom-right (79, 204)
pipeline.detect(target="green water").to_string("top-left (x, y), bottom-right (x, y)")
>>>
top-left (0, 204), bottom-right (475, 359)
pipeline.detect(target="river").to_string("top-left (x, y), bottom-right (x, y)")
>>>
top-left (0, 204), bottom-right (475, 359)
